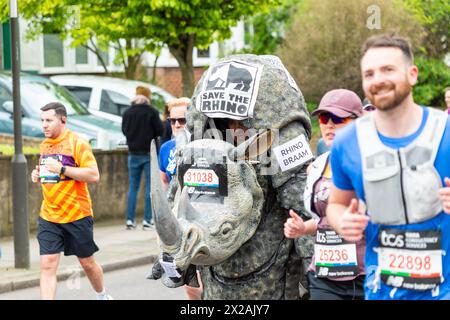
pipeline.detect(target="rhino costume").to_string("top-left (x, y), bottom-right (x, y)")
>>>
top-left (149, 54), bottom-right (314, 299)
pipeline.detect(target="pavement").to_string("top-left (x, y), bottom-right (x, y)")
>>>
top-left (0, 220), bottom-right (160, 294)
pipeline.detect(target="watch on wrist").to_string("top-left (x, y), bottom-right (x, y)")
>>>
top-left (60, 166), bottom-right (66, 175)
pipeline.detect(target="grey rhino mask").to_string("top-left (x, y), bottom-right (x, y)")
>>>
top-left (151, 131), bottom-right (272, 268)
top-left (151, 54), bottom-right (314, 300)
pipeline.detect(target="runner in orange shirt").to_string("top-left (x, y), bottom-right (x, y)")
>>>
top-left (31, 102), bottom-right (112, 300)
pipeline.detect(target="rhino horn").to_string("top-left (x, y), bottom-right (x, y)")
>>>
top-left (178, 187), bottom-right (198, 220)
top-left (150, 140), bottom-right (181, 246)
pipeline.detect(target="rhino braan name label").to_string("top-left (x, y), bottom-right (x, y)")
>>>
top-left (273, 134), bottom-right (313, 172)
top-left (314, 228), bottom-right (358, 278)
top-left (377, 229), bottom-right (442, 291)
top-left (178, 158), bottom-right (228, 204)
top-left (196, 60), bottom-right (263, 120)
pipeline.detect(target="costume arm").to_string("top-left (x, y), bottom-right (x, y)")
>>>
top-left (270, 120), bottom-right (312, 217)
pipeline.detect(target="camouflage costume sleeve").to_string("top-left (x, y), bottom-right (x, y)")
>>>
top-left (269, 120), bottom-right (312, 216)
top-left (269, 120), bottom-right (315, 262)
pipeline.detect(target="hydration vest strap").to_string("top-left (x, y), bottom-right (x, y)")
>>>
top-left (303, 151), bottom-right (329, 219)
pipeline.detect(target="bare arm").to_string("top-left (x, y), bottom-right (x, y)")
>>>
top-left (31, 165), bottom-right (40, 183)
top-left (284, 209), bottom-right (318, 238)
top-left (63, 165), bottom-right (99, 183)
top-left (326, 185), bottom-right (369, 242)
top-left (439, 177), bottom-right (450, 214)
top-left (160, 171), bottom-right (169, 190)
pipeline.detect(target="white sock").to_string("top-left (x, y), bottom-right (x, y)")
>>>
top-left (95, 288), bottom-right (107, 300)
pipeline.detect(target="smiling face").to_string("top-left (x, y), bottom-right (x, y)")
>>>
top-left (41, 109), bottom-right (66, 139)
top-left (361, 47), bottom-right (418, 112)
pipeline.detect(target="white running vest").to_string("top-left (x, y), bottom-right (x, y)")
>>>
top-left (356, 108), bottom-right (447, 225)
top-left (303, 151), bottom-right (329, 220)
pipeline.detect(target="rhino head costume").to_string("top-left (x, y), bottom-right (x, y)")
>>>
top-left (149, 54), bottom-right (314, 299)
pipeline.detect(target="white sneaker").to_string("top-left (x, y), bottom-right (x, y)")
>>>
top-left (96, 289), bottom-right (114, 300)
top-left (126, 219), bottom-right (136, 230)
top-left (142, 220), bottom-right (154, 231)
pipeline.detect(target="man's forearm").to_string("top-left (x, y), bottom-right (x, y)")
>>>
top-left (326, 203), bottom-right (347, 234)
top-left (64, 166), bottom-right (99, 183)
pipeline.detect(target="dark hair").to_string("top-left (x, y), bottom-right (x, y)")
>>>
top-left (445, 87), bottom-right (450, 93)
top-left (40, 102), bottom-right (67, 119)
top-left (163, 103), bottom-right (170, 121)
top-left (362, 34), bottom-right (414, 65)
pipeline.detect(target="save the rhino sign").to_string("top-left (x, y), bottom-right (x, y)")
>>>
top-left (196, 60), bottom-right (263, 120)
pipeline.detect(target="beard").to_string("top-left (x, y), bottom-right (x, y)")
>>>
top-left (367, 80), bottom-right (411, 112)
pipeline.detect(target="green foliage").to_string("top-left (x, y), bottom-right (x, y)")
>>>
top-left (306, 102), bottom-right (320, 137)
top-left (123, 0), bottom-right (281, 95)
top-left (278, 0), bottom-right (424, 104)
top-left (0, 0), bottom-right (281, 95)
top-left (403, 0), bottom-right (450, 58)
top-left (413, 57), bottom-right (450, 109)
top-left (240, 0), bottom-right (299, 55)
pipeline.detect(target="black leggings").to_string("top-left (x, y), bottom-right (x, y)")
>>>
top-left (307, 271), bottom-right (365, 300)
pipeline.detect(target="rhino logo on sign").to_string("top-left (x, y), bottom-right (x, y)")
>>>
top-left (206, 63), bottom-right (253, 92)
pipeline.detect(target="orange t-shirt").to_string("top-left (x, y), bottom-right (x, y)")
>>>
top-left (39, 129), bottom-right (97, 223)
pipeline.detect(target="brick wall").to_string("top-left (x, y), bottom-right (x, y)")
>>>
top-left (149, 67), bottom-right (206, 98)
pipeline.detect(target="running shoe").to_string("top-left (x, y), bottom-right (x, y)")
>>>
top-left (142, 220), bottom-right (154, 231)
top-left (126, 219), bottom-right (136, 230)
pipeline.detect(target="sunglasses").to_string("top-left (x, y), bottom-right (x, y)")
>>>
top-left (364, 105), bottom-right (376, 112)
top-left (319, 113), bottom-right (353, 125)
top-left (169, 117), bottom-right (186, 125)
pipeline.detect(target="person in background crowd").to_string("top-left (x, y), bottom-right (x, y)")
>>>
top-left (160, 103), bottom-right (173, 146)
top-left (316, 137), bottom-right (330, 157)
top-left (158, 97), bottom-right (190, 189)
top-left (136, 85), bottom-right (151, 100)
top-left (285, 89), bottom-right (366, 300)
top-left (122, 87), bottom-right (163, 230)
top-left (362, 97), bottom-right (376, 113)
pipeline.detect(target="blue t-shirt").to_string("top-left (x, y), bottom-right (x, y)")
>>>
top-left (159, 139), bottom-right (177, 181)
top-left (330, 107), bottom-right (450, 300)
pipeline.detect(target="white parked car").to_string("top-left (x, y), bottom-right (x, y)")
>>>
top-left (51, 75), bottom-right (176, 124)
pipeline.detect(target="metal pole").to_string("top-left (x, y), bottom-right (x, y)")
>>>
top-left (10, 0), bottom-right (30, 269)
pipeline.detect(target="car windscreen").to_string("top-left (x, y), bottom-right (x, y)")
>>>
top-left (64, 86), bottom-right (92, 107)
top-left (22, 81), bottom-right (90, 116)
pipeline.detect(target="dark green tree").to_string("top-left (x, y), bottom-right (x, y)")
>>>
top-left (1, 0), bottom-right (281, 96)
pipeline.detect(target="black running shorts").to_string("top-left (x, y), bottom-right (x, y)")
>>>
top-left (307, 271), bottom-right (366, 300)
top-left (37, 216), bottom-right (99, 258)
